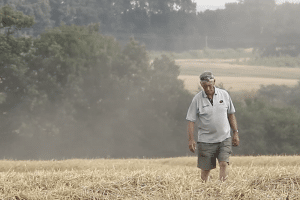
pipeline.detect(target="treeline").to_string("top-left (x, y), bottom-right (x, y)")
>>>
top-left (0, 5), bottom-right (193, 159)
top-left (1, 0), bottom-right (300, 53)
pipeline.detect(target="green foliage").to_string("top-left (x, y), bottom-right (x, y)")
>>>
top-left (233, 85), bottom-right (300, 156)
top-left (23, 22), bottom-right (123, 129)
top-left (15, 0), bottom-right (54, 37)
top-left (0, 9), bottom-right (193, 158)
top-left (0, 4), bottom-right (35, 36)
top-left (256, 83), bottom-right (300, 112)
top-left (2, 0), bottom-right (300, 52)
top-left (0, 5), bottom-right (35, 111)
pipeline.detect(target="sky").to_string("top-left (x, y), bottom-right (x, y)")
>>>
top-left (194, 0), bottom-right (300, 12)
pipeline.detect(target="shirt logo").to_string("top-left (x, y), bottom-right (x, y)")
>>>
top-left (220, 100), bottom-right (223, 103)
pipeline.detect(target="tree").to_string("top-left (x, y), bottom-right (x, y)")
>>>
top-left (232, 84), bottom-right (300, 156)
top-left (0, 4), bottom-right (35, 153)
top-left (12, 0), bottom-right (54, 37)
top-left (0, 4), bottom-right (35, 36)
top-left (0, 4), bottom-right (35, 113)
top-left (4, 20), bottom-right (193, 159)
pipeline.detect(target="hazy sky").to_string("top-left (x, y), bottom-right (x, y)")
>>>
top-left (194, 0), bottom-right (300, 12)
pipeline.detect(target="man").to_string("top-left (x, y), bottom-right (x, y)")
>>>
top-left (186, 71), bottom-right (239, 183)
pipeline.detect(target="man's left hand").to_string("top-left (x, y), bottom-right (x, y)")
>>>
top-left (232, 134), bottom-right (239, 147)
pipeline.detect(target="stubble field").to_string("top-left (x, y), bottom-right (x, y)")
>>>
top-left (176, 59), bottom-right (300, 94)
top-left (0, 155), bottom-right (299, 199)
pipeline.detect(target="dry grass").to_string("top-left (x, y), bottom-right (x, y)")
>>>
top-left (176, 59), bottom-right (300, 93)
top-left (0, 156), bottom-right (299, 199)
top-left (178, 75), bottom-right (299, 94)
top-left (176, 59), bottom-right (300, 79)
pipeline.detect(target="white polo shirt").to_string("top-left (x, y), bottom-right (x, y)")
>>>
top-left (186, 87), bottom-right (235, 143)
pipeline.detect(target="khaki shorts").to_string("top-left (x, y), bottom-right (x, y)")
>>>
top-left (197, 137), bottom-right (232, 170)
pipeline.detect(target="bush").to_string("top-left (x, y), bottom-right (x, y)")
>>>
top-left (232, 84), bottom-right (300, 156)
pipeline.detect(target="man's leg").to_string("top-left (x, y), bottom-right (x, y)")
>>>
top-left (197, 142), bottom-right (217, 183)
top-left (201, 169), bottom-right (210, 183)
top-left (219, 161), bottom-right (229, 182)
top-left (218, 137), bottom-right (232, 182)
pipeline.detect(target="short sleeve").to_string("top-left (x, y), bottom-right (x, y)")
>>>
top-left (186, 96), bottom-right (199, 122)
top-left (227, 95), bottom-right (236, 114)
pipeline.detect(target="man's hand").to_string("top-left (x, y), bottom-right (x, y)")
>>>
top-left (189, 139), bottom-right (196, 153)
top-left (232, 133), bottom-right (240, 147)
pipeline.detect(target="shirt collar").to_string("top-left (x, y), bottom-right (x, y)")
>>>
top-left (202, 87), bottom-right (218, 98)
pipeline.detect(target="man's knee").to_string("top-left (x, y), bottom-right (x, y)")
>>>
top-left (201, 169), bottom-right (210, 174)
top-left (219, 161), bottom-right (228, 168)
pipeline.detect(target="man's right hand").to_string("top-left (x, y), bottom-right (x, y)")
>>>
top-left (189, 139), bottom-right (196, 153)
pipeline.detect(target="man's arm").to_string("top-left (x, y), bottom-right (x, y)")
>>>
top-left (228, 113), bottom-right (239, 146)
top-left (187, 121), bottom-right (195, 141)
top-left (187, 121), bottom-right (196, 153)
top-left (228, 113), bottom-right (238, 134)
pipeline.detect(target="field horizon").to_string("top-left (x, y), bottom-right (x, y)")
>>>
top-left (176, 59), bottom-right (300, 94)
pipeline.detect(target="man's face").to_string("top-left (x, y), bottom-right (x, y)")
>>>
top-left (200, 79), bottom-right (215, 96)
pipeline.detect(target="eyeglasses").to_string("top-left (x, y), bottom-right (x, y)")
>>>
top-left (201, 80), bottom-right (214, 88)
top-left (201, 79), bottom-right (214, 84)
